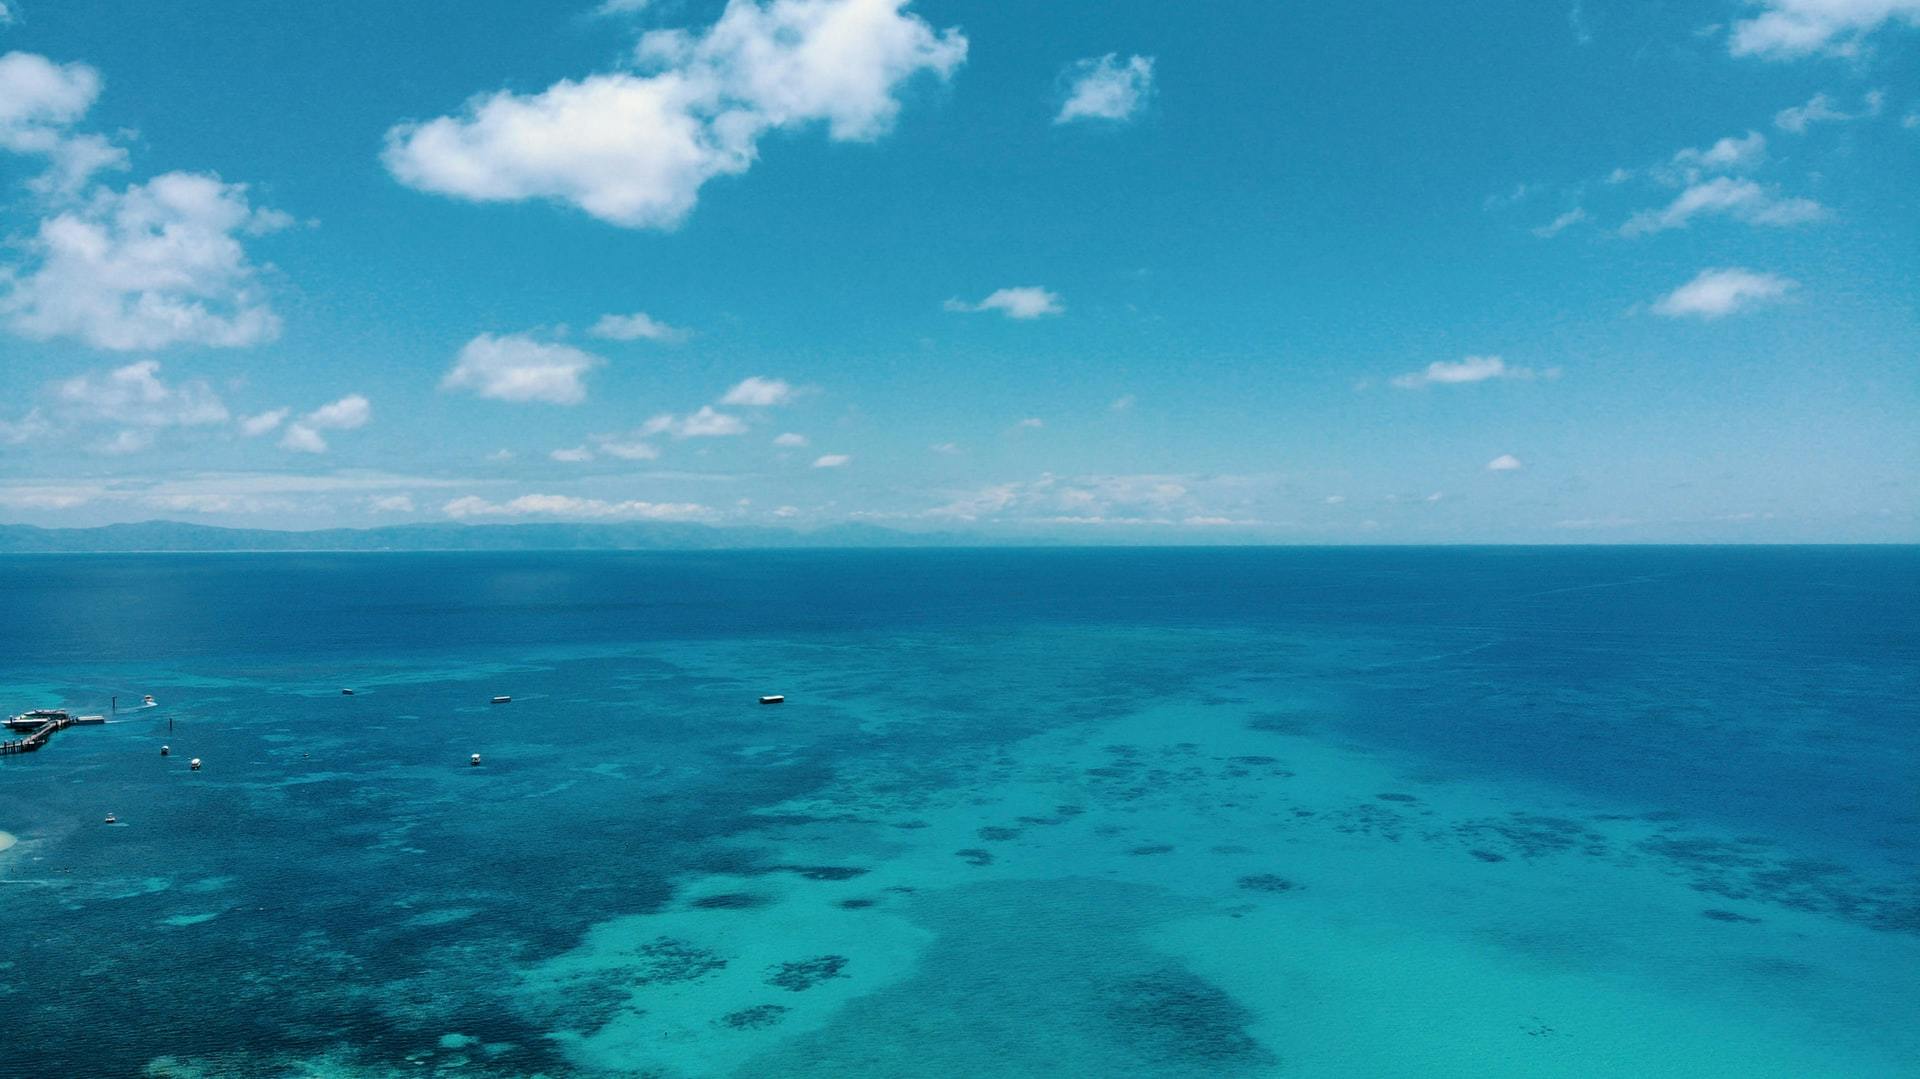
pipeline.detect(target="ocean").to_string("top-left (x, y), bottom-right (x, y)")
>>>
top-left (0, 547), bottom-right (1914, 1077)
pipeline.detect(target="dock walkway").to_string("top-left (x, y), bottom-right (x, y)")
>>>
top-left (0, 715), bottom-right (75, 755)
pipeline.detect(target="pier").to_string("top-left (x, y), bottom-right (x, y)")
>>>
top-left (0, 711), bottom-right (76, 755)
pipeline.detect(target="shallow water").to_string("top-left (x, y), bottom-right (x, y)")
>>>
top-left (0, 548), bottom-right (1914, 1077)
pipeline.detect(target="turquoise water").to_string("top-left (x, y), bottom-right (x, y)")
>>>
top-left (0, 548), bottom-right (1915, 1077)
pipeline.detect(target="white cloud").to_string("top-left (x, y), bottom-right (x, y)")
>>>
top-left (486, 448), bottom-right (516, 461)
top-left (1730, 0), bottom-right (1920, 58)
top-left (0, 51), bottom-right (129, 193)
top-left (239, 408), bottom-right (289, 437)
top-left (1110, 393), bottom-right (1135, 412)
top-left (306, 394), bottom-right (370, 431)
top-left (593, 436), bottom-right (661, 460)
top-left (54, 360), bottom-right (229, 429)
top-left (1775, 92), bottom-right (1847, 132)
top-left (1, 171), bottom-right (286, 350)
top-left (550, 446), bottom-right (594, 462)
top-left (593, 0), bottom-right (653, 15)
top-left (811, 453), bottom-right (851, 468)
top-left (279, 424), bottom-right (328, 454)
top-left (1774, 90), bottom-right (1883, 133)
top-left (0, 4), bottom-right (15, 26)
top-left (1055, 53), bottom-right (1154, 124)
top-left (1620, 177), bottom-right (1827, 236)
top-left (1015, 417), bottom-right (1044, 429)
top-left (588, 310), bottom-right (688, 342)
top-left (773, 431), bottom-right (809, 447)
top-left (442, 493), bottom-right (711, 520)
top-left (1666, 130), bottom-right (1767, 179)
top-left (443, 332), bottom-right (604, 404)
top-left (719, 375), bottom-right (796, 406)
top-left (0, 408), bottom-right (51, 444)
top-left (274, 395), bottom-right (371, 455)
top-left (640, 405), bottom-right (747, 438)
top-left (369, 494), bottom-right (416, 513)
top-left (1486, 454), bottom-right (1523, 471)
top-left (1323, 495), bottom-right (1346, 504)
top-left (929, 441), bottom-right (959, 454)
top-left (1390, 355), bottom-right (1548, 389)
top-left (924, 472), bottom-right (1203, 523)
top-left (944, 286), bottom-right (1064, 319)
top-left (1651, 267), bottom-right (1796, 319)
top-left (1531, 207), bottom-right (1587, 238)
top-left (383, 0), bottom-right (966, 229)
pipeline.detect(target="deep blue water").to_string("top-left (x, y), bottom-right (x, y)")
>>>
top-left (0, 548), bottom-right (1915, 1077)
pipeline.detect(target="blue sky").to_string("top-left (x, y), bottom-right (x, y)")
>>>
top-left (0, 0), bottom-right (1915, 542)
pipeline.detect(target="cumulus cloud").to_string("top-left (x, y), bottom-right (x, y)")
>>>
top-left (279, 394), bottom-right (372, 454)
top-left (773, 431), bottom-right (809, 447)
top-left (279, 425), bottom-right (328, 454)
top-left (811, 453), bottom-right (852, 468)
top-left (1390, 355), bottom-right (1549, 389)
top-left (588, 310), bottom-right (688, 341)
top-left (944, 286), bottom-right (1064, 319)
top-left (443, 493), bottom-right (711, 520)
top-left (640, 405), bottom-right (747, 438)
top-left (1, 171), bottom-right (287, 350)
top-left (1055, 53), bottom-right (1154, 124)
top-left (0, 50), bottom-right (129, 193)
top-left (443, 332), bottom-right (604, 404)
top-left (369, 494), bottom-right (416, 513)
top-left (383, 0), bottom-right (966, 229)
top-left (1730, 0), bottom-right (1920, 58)
top-left (719, 376), bottom-right (796, 406)
top-left (1620, 177), bottom-right (1826, 236)
top-left (550, 446), bottom-right (594, 462)
top-left (1486, 454), bottom-right (1523, 471)
top-left (239, 408), bottom-right (289, 437)
top-left (1651, 267), bottom-right (1796, 319)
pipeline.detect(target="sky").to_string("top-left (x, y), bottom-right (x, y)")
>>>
top-left (0, 0), bottom-right (1915, 543)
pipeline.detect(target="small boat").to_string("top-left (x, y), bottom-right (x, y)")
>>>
top-left (189, 757), bottom-right (202, 771)
top-left (142, 695), bottom-right (155, 706)
top-left (160, 744), bottom-right (170, 756)
top-left (341, 688), bottom-right (355, 696)
top-left (491, 695), bottom-right (511, 705)
top-left (470, 753), bottom-right (483, 767)
top-left (759, 695), bottom-right (786, 705)
top-left (103, 813), bottom-right (117, 825)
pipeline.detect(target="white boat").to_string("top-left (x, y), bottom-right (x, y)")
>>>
top-left (491, 695), bottom-right (511, 705)
top-left (103, 813), bottom-right (117, 825)
top-left (759, 695), bottom-right (786, 705)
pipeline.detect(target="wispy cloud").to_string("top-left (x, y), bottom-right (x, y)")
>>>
top-left (588, 311), bottom-right (688, 342)
top-left (640, 405), bottom-right (747, 438)
top-left (1531, 207), bottom-right (1587, 238)
top-left (811, 453), bottom-right (852, 468)
top-left (1620, 177), bottom-right (1826, 236)
top-left (1390, 355), bottom-right (1552, 389)
top-left (1651, 267), bottom-right (1796, 319)
top-left (1055, 53), bottom-right (1154, 124)
top-left (443, 493), bottom-right (711, 520)
top-left (944, 286), bottom-right (1064, 319)
top-left (1486, 454), bottom-right (1523, 471)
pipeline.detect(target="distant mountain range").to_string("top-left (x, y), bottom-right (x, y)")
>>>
top-left (0, 519), bottom-right (996, 553)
